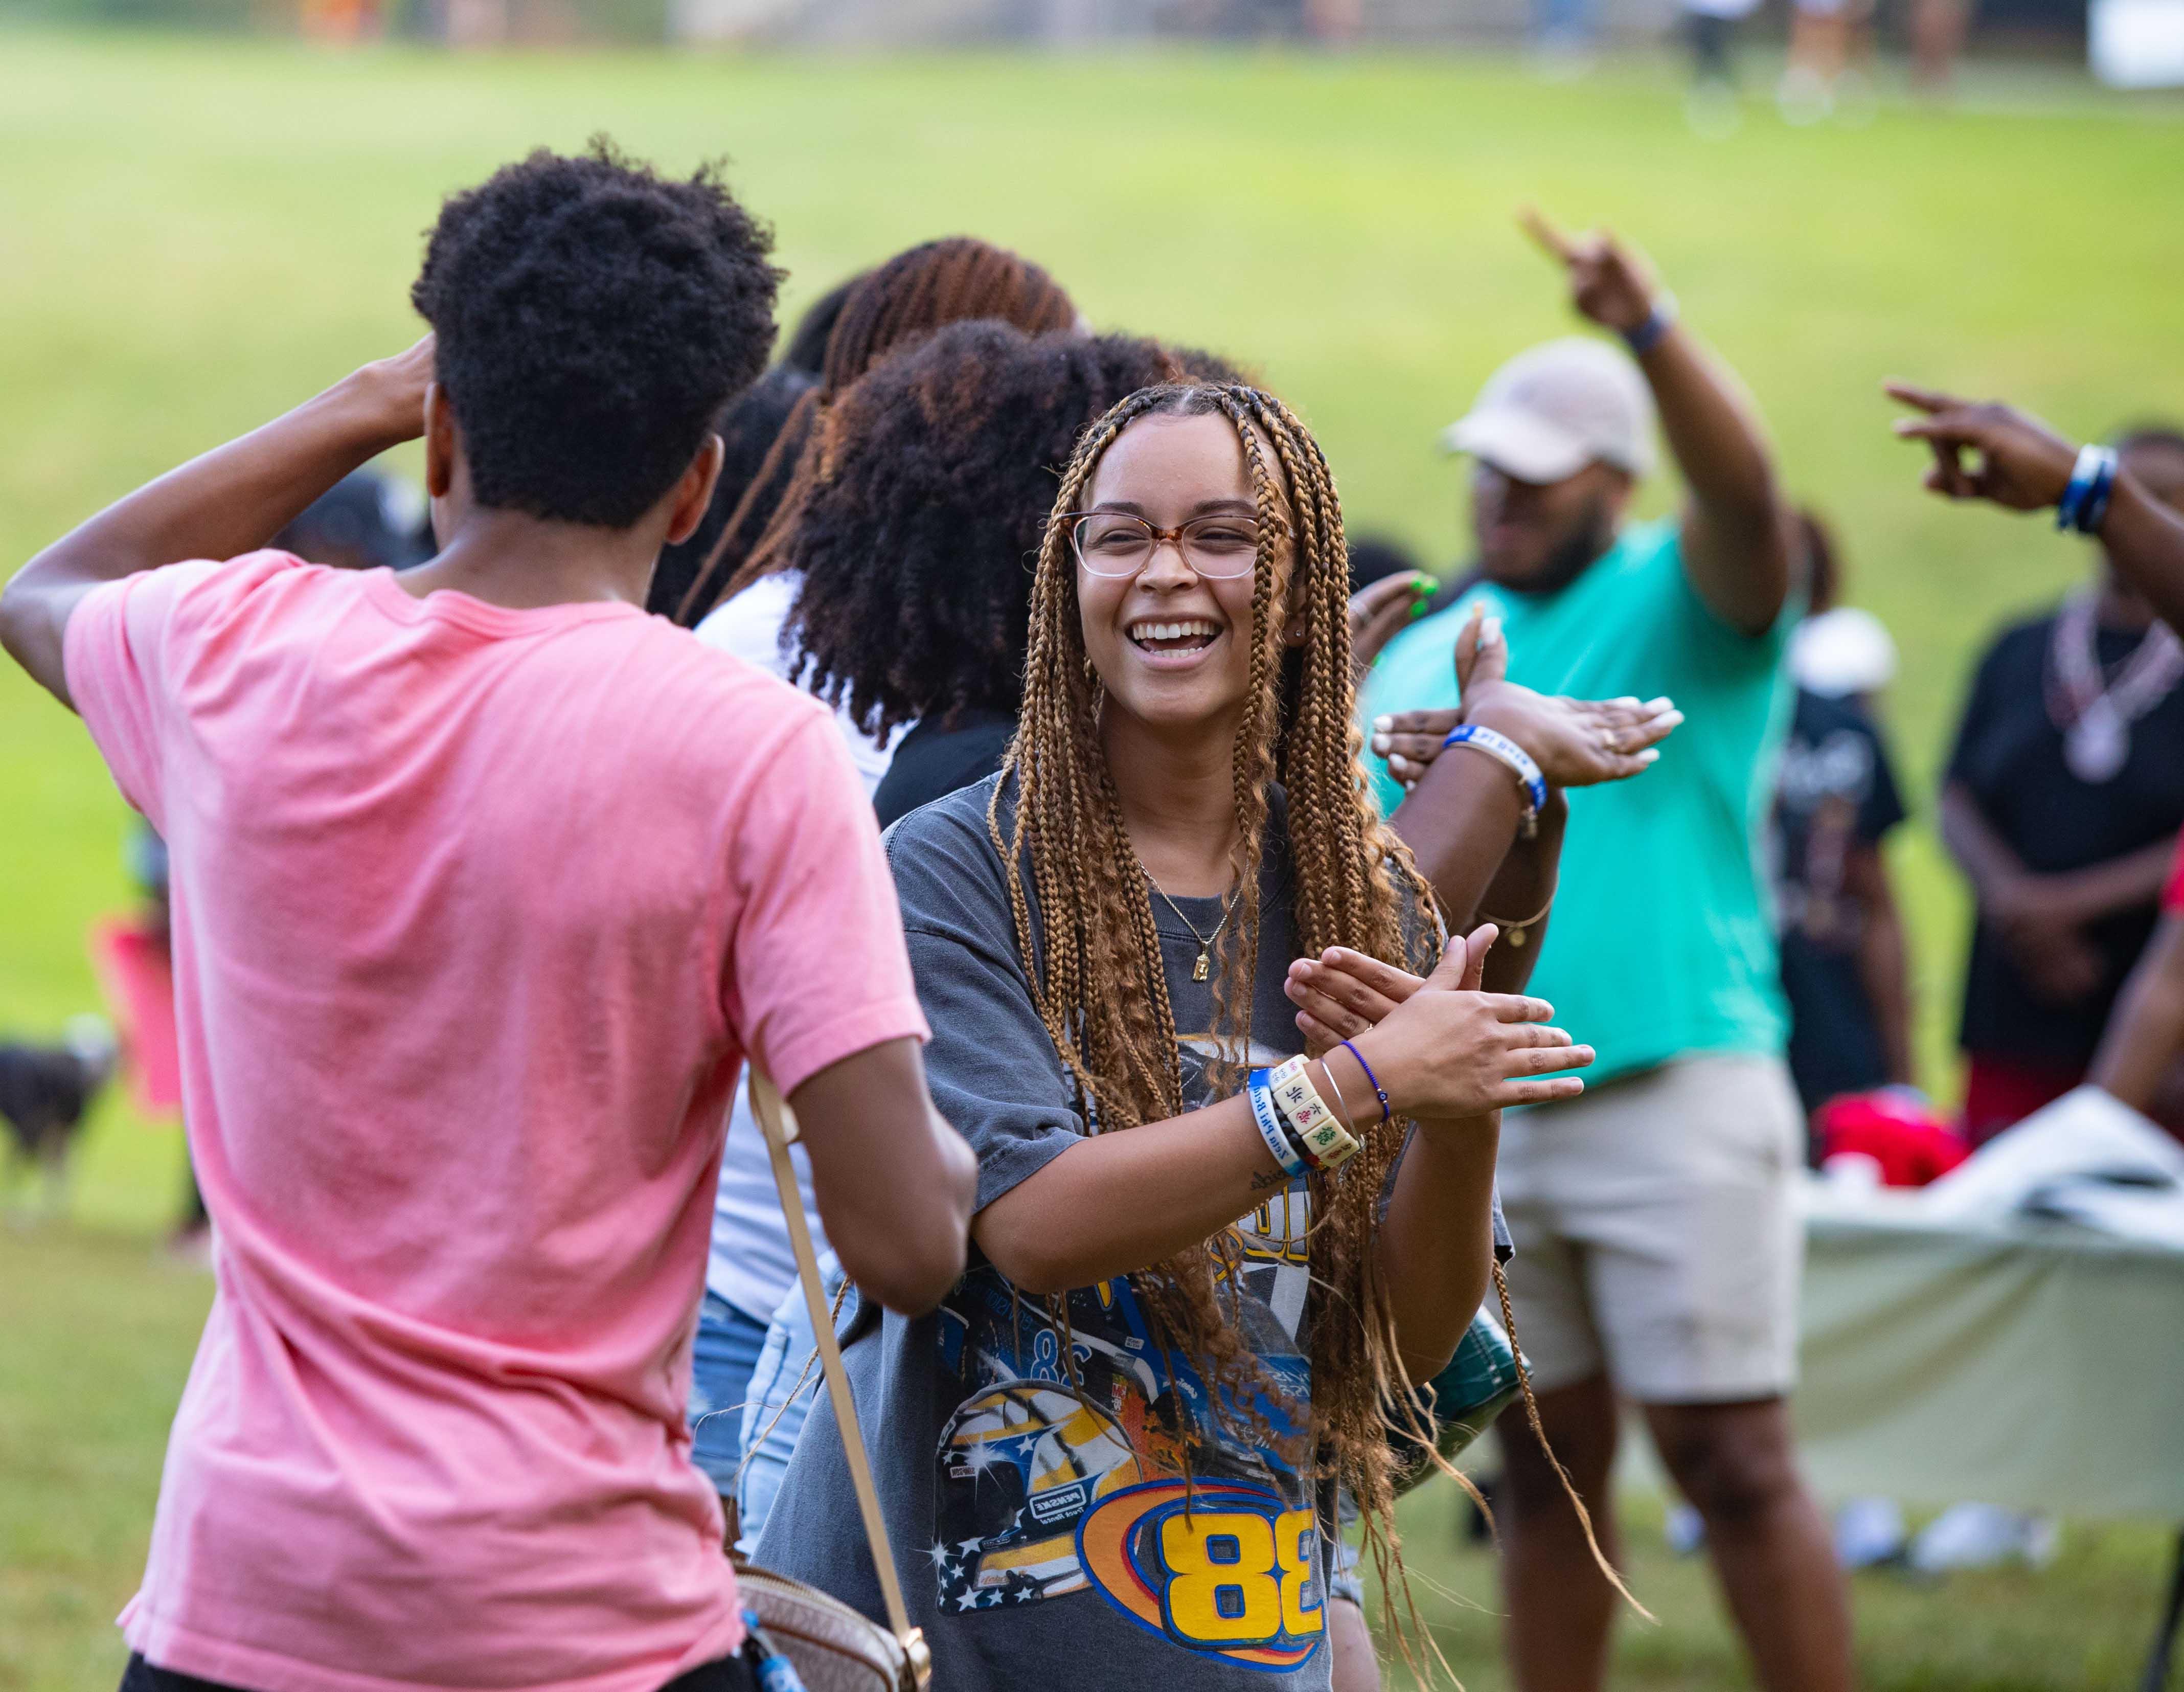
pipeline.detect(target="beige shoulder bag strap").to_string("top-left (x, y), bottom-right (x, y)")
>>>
top-left (745, 1070), bottom-right (932, 1691)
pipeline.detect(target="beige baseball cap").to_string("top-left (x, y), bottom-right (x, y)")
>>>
top-left (1440, 336), bottom-right (1658, 483)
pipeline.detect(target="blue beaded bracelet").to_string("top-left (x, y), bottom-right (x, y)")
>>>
top-left (1248, 1068), bottom-right (1307, 1178)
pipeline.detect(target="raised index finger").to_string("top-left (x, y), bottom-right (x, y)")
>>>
top-left (1882, 380), bottom-right (1967, 416)
top-left (1517, 203), bottom-right (1579, 264)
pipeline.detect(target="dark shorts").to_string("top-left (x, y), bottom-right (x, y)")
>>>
top-left (121, 1652), bottom-right (757, 1692)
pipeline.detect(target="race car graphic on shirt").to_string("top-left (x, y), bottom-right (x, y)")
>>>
top-left (929, 1033), bottom-right (1326, 1666)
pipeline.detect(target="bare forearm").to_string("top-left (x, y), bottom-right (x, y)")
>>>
top-left (2051, 834), bottom-right (2177, 923)
top-left (2098, 471), bottom-right (2184, 634)
top-left (1375, 1117), bottom-right (1501, 1383)
top-left (1389, 742), bottom-right (1527, 928)
top-left (1475, 789), bottom-right (1565, 994)
top-left (972, 1094), bottom-right (1278, 1295)
top-left (2090, 917), bottom-right (2184, 1113)
top-left (1646, 325), bottom-right (1790, 635)
top-left (1938, 781), bottom-right (2024, 905)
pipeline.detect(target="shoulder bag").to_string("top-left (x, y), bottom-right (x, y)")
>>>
top-left (731, 1071), bottom-right (932, 1692)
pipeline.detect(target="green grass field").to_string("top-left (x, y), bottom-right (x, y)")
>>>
top-left (3, 32), bottom-right (2182, 1691)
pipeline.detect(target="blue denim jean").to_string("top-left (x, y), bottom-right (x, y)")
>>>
top-left (734, 1254), bottom-right (845, 1555)
top-left (687, 1290), bottom-right (770, 1497)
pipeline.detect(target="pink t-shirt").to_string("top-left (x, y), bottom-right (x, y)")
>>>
top-left (64, 553), bottom-right (928, 1692)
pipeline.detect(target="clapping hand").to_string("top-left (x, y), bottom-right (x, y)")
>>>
top-left (1287, 927), bottom-right (1592, 1116)
top-left (1370, 607), bottom-right (1680, 789)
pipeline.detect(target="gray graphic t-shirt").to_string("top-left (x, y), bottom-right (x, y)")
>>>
top-left (758, 775), bottom-right (1346, 1688)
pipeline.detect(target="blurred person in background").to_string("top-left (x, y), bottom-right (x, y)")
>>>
top-left (1773, 509), bottom-right (1916, 1130)
top-left (1362, 214), bottom-right (1853, 1692)
top-left (2088, 834), bottom-right (2184, 1137)
top-left (671, 236), bottom-right (1078, 628)
top-left (1911, 0), bottom-right (1972, 92)
top-left (673, 239), bottom-right (1080, 1527)
top-left (1778, 0), bottom-right (1878, 124)
top-left (1680, 0), bottom-right (1761, 134)
top-left (1933, 424), bottom-right (2184, 1144)
top-left (645, 367), bottom-right (813, 623)
top-left (268, 467), bottom-right (431, 572)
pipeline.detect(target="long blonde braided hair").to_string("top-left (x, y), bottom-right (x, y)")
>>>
top-left (983, 381), bottom-right (1483, 1665)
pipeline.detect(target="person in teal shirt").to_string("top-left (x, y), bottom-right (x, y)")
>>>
top-left (1358, 215), bottom-right (1853, 1692)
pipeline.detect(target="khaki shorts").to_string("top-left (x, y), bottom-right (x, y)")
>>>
top-left (1495, 1052), bottom-right (1803, 1404)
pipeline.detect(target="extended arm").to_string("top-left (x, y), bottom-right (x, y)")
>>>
top-left (1888, 383), bottom-right (2184, 633)
top-left (2090, 914), bottom-right (2184, 1114)
top-left (0, 340), bottom-right (433, 709)
top-left (1522, 210), bottom-right (1790, 635)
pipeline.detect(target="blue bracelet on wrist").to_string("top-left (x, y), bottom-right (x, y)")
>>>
top-left (1622, 295), bottom-right (1678, 358)
top-left (2056, 444), bottom-right (2120, 535)
top-left (1442, 724), bottom-right (1548, 833)
top-left (1247, 1069), bottom-right (1306, 1178)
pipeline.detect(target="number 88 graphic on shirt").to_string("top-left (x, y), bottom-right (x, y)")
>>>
top-left (1077, 1480), bottom-right (1325, 1670)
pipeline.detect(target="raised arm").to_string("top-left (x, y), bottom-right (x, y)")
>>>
top-left (1886, 383), bottom-right (2184, 634)
top-left (1373, 611), bottom-right (1679, 988)
top-left (0, 339), bottom-right (434, 710)
top-left (1521, 209), bottom-right (1792, 636)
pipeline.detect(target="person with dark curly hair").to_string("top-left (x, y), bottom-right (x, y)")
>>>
top-left (0, 142), bottom-right (980, 1692)
top-left (673, 235), bottom-right (1078, 625)
top-left (677, 250), bottom-right (1080, 1522)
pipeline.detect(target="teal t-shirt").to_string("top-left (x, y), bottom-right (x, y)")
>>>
top-left (1361, 521), bottom-right (1794, 1084)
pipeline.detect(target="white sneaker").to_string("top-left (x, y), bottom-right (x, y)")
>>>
top-left (1834, 1496), bottom-right (1907, 1568)
top-left (1908, 1502), bottom-right (2055, 1573)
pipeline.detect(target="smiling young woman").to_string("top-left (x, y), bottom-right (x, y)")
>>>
top-left (753, 382), bottom-right (1600, 1691)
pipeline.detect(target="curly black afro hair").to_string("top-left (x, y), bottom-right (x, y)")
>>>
top-left (412, 139), bottom-right (781, 530)
top-left (782, 322), bottom-right (1245, 738)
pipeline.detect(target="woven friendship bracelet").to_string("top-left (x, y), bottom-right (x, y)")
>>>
top-left (1267, 1055), bottom-right (1363, 1171)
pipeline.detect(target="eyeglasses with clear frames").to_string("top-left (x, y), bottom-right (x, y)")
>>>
top-left (1063, 510), bottom-right (1281, 580)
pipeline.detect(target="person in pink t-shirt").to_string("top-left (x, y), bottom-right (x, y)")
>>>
top-left (0, 143), bottom-right (977, 1692)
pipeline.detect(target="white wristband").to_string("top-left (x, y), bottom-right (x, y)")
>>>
top-left (1268, 1055), bottom-right (1363, 1171)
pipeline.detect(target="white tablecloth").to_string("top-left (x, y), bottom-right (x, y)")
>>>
top-left (1793, 1185), bottom-right (2184, 1521)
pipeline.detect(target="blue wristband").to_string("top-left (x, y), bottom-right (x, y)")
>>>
top-left (1248, 1069), bottom-right (1306, 1178)
top-left (1442, 724), bottom-right (1548, 828)
top-left (2057, 444), bottom-right (2120, 535)
top-left (1622, 295), bottom-right (1678, 358)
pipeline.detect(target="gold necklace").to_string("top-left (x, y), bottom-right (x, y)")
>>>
top-left (1141, 864), bottom-right (1239, 982)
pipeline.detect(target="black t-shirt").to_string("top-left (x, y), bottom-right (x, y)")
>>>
top-left (1773, 689), bottom-right (1907, 1111)
top-left (1947, 611), bottom-right (2184, 1065)
top-left (872, 709), bottom-right (1017, 830)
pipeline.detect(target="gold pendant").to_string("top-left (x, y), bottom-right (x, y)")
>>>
top-left (1509, 928), bottom-right (1528, 948)
top-left (1193, 950), bottom-right (1211, 981)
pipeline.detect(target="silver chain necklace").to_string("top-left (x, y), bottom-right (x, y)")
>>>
top-left (2046, 591), bottom-right (2184, 784)
top-left (1141, 865), bottom-right (1239, 982)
